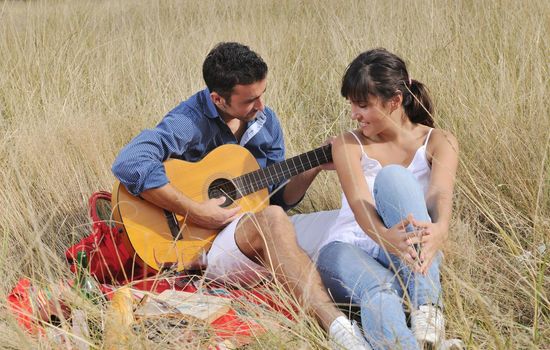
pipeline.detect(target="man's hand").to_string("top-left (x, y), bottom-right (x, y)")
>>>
top-left (188, 197), bottom-right (242, 230)
top-left (281, 136), bottom-right (337, 206)
top-left (320, 136), bottom-right (336, 171)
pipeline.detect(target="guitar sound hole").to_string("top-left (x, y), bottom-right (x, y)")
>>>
top-left (208, 178), bottom-right (236, 208)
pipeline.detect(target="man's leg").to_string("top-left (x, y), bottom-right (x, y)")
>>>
top-left (233, 205), bottom-right (341, 330)
top-left (204, 212), bottom-right (270, 287)
top-left (205, 205), bottom-right (370, 349)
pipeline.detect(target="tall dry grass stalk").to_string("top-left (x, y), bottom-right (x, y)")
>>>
top-left (0, 0), bottom-right (548, 348)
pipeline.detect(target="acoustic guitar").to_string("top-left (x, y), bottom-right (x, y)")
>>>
top-left (111, 143), bottom-right (332, 272)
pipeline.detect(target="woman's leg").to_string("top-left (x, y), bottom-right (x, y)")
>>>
top-left (317, 241), bottom-right (419, 350)
top-left (373, 165), bottom-right (442, 309)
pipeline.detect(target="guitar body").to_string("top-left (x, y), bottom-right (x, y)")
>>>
top-left (112, 144), bottom-right (268, 272)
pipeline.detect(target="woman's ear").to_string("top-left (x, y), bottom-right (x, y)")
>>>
top-left (389, 93), bottom-right (403, 112)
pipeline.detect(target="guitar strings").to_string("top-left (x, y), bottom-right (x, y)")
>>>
top-left (162, 149), bottom-right (331, 202)
top-left (215, 152), bottom-right (331, 196)
top-left (210, 153), bottom-right (331, 200)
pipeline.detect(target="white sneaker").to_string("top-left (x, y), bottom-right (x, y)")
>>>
top-left (438, 339), bottom-right (465, 350)
top-left (411, 305), bottom-right (445, 348)
top-left (329, 316), bottom-right (372, 350)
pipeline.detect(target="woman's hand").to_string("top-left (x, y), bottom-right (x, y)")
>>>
top-left (380, 215), bottom-right (424, 269)
top-left (412, 218), bottom-right (448, 274)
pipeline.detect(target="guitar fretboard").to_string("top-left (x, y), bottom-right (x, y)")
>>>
top-left (230, 144), bottom-right (332, 199)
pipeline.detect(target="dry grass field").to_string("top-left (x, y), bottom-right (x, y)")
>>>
top-left (0, 0), bottom-right (548, 348)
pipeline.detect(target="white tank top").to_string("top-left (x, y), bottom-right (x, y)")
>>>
top-left (319, 128), bottom-right (434, 256)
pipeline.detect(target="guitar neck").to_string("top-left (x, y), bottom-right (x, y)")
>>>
top-left (233, 144), bottom-right (332, 198)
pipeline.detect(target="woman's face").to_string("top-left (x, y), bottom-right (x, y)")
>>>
top-left (349, 94), bottom-right (392, 137)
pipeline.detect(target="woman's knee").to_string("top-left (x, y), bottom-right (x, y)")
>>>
top-left (375, 165), bottom-right (413, 189)
top-left (373, 165), bottom-right (418, 204)
top-left (373, 165), bottom-right (429, 225)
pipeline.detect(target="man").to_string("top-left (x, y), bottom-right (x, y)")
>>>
top-left (112, 42), bottom-right (370, 349)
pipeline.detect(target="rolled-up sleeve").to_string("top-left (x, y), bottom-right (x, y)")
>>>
top-left (112, 112), bottom-right (197, 196)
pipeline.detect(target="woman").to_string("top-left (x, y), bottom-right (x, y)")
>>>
top-left (316, 48), bottom-right (459, 349)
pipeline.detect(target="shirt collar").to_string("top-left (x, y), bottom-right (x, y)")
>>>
top-left (201, 87), bottom-right (220, 119)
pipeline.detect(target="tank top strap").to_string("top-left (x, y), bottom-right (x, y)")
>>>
top-left (348, 131), bottom-right (367, 155)
top-left (423, 128), bottom-right (434, 146)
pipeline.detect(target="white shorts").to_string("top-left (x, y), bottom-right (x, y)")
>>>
top-left (204, 210), bottom-right (339, 286)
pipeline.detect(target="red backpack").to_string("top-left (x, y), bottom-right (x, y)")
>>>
top-left (65, 191), bottom-right (152, 284)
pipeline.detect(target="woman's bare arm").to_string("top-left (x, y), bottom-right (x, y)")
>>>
top-left (417, 129), bottom-right (459, 272)
top-left (333, 132), bottom-right (419, 262)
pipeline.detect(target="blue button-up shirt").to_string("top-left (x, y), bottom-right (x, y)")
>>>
top-left (112, 88), bottom-right (294, 210)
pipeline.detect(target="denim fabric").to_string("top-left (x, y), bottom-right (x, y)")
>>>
top-left (111, 88), bottom-right (293, 210)
top-left (317, 165), bottom-right (443, 350)
top-left (373, 165), bottom-right (442, 309)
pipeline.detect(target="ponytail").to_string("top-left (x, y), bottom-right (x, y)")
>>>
top-left (403, 79), bottom-right (434, 127)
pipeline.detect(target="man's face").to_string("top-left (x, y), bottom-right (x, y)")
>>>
top-left (214, 79), bottom-right (267, 122)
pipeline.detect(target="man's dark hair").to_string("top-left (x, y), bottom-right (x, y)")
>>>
top-left (202, 42), bottom-right (268, 102)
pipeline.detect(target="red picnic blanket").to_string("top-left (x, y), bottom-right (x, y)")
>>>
top-left (7, 192), bottom-right (293, 345)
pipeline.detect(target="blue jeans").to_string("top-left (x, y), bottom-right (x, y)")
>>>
top-left (317, 165), bottom-right (442, 350)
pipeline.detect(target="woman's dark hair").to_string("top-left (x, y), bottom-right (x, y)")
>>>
top-left (202, 42), bottom-right (268, 102)
top-left (341, 48), bottom-right (434, 127)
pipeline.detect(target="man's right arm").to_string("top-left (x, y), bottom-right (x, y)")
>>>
top-left (112, 112), bottom-right (194, 196)
top-left (112, 112), bottom-right (241, 229)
